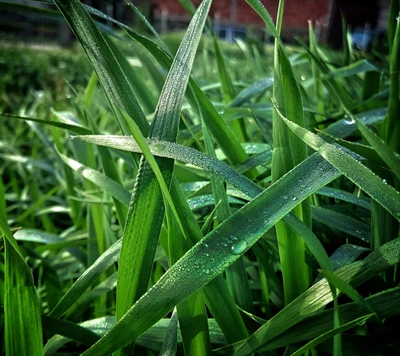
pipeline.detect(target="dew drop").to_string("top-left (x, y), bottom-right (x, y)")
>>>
top-left (343, 116), bottom-right (355, 125)
top-left (153, 143), bottom-right (166, 152)
top-left (204, 243), bottom-right (209, 248)
top-left (204, 253), bottom-right (210, 257)
top-left (292, 197), bottom-right (297, 201)
top-left (231, 240), bottom-right (248, 255)
top-left (301, 75), bottom-right (306, 80)
top-left (204, 269), bottom-right (210, 274)
top-left (283, 195), bottom-right (288, 200)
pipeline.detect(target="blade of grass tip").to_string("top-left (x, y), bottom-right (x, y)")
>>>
top-left (53, 0), bottom-right (149, 136)
top-left (126, 0), bottom-right (168, 51)
top-left (159, 308), bottom-right (179, 356)
top-left (115, 3), bottom-right (212, 356)
top-left (1, 217), bottom-right (43, 355)
top-left (80, 152), bottom-right (342, 356)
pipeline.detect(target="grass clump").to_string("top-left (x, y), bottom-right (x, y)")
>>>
top-left (0, 0), bottom-right (399, 355)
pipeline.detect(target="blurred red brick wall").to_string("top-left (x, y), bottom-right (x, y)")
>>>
top-left (152, 0), bottom-right (331, 29)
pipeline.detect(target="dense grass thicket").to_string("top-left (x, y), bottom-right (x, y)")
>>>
top-left (1, 0), bottom-right (400, 355)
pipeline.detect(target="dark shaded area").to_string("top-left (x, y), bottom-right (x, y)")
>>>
top-left (328, 0), bottom-right (380, 48)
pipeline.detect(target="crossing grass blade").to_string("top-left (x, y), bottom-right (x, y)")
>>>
top-left (53, 0), bottom-right (149, 136)
top-left (80, 152), bottom-right (341, 355)
top-left (115, 3), bottom-right (212, 355)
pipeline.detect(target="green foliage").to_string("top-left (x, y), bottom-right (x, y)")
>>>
top-left (0, 0), bottom-right (399, 355)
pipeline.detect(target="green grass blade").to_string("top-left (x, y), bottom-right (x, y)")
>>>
top-left (356, 119), bottom-right (400, 180)
top-left (0, 113), bottom-right (91, 134)
top-left (291, 314), bottom-right (374, 356)
top-left (115, 5), bottom-right (212, 355)
top-left (322, 59), bottom-right (379, 79)
top-left (53, 0), bottom-right (149, 135)
top-left (271, 8), bottom-right (312, 303)
top-left (159, 308), bottom-right (179, 356)
top-left (59, 151), bottom-right (130, 206)
top-left (245, 0), bottom-right (283, 46)
top-left (2, 224), bottom-right (43, 355)
top-left (275, 105), bottom-right (400, 221)
top-left (81, 153), bottom-right (340, 355)
top-left (316, 187), bottom-right (371, 210)
top-left (312, 207), bottom-right (370, 242)
top-left (49, 239), bottom-right (122, 318)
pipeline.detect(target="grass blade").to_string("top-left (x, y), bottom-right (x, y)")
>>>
top-left (2, 220), bottom-right (43, 355)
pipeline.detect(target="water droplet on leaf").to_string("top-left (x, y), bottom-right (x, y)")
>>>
top-left (231, 240), bottom-right (248, 255)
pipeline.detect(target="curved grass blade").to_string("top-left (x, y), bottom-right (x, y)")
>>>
top-left (76, 135), bottom-right (260, 198)
top-left (316, 187), bottom-right (371, 210)
top-left (229, 77), bottom-right (274, 108)
top-left (73, 2), bottom-right (251, 168)
top-left (81, 153), bottom-right (341, 355)
top-left (276, 105), bottom-right (400, 221)
top-left (322, 59), bottom-right (379, 79)
top-left (42, 316), bottom-right (100, 347)
top-left (59, 151), bottom-right (131, 206)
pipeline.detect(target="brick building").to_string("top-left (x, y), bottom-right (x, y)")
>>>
top-left (151, 0), bottom-right (331, 40)
top-left (150, 0), bottom-right (389, 44)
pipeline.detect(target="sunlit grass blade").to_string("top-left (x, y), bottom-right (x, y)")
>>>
top-left (70, 1), bottom-right (251, 169)
top-left (1, 218), bottom-right (43, 355)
